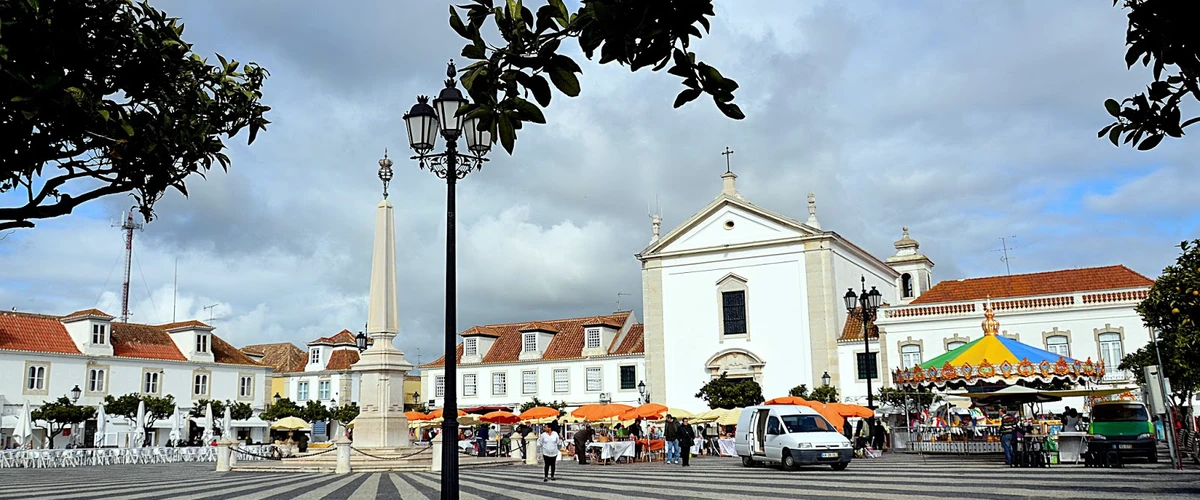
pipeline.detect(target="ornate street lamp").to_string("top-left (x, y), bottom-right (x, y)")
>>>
top-left (402, 60), bottom-right (493, 500)
top-left (821, 372), bottom-right (831, 388)
top-left (273, 393), bottom-right (281, 405)
top-left (70, 384), bottom-right (82, 403)
top-left (355, 331), bottom-right (368, 352)
top-left (637, 380), bottom-right (647, 404)
top-left (413, 391), bottom-right (421, 404)
top-left (844, 276), bottom-right (884, 409)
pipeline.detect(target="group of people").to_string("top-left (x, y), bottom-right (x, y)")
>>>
top-left (843, 417), bottom-right (889, 457)
top-left (531, 413), bottom-right (709, 482)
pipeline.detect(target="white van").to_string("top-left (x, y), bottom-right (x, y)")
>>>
top-left (734, 405), bottom-right (852, 470)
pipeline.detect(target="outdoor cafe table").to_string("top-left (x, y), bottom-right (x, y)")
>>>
top-left (717, 437), bottom-right (737, 457)
top-left (635, 439), bottom-right (665, 461)
top-left (587, 441), bottom-right (636, 463)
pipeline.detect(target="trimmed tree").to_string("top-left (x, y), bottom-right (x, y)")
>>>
top-left (188, 398), bottom-right (225, 419)
top-left (810, 385), bottom-right (839, 404)
top-left (301, 400), bottom-right (330, 424)
top-left (102, 393), bottom-right (175, 444)
top-left (0, 0), bottom-right (270, 231)
top-left (31, 397), bottom-right (95, 443)
top-left (695, 372), bottom-right (764, 409)
top-left (259, 397), bottom-right (303, 421)
top-left (330, 403), bottom-right (360, 427)
top-left (226, 401), bottom-right (254, 421)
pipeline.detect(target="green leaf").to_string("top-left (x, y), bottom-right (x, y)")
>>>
top-left (450, 6), bottom-right (471, 39)
top-left (98, 109), bottom-right (110, 121)
top-left (552, 54), bottom-right (581, 74)
top-left (525, 73), bottom-right (551, 107)
top-left (1108, 125), bottom-right (1121, 145)
top-left (120, 121), bottom-right (135, 137)
top-left (1097, 123), bottom-right (1114, 138)
top-left (673, 88), bottom-right (701, 108)
top-left (461, 43), bottom-right (485, 60)
top-left (549, 67), bottom-right (580, 97)
top-left (716, 102), bottom-right (745, 120)
top-left (1137, 134), bottom-right (1163, 150)
top-left (1104, 99), bottom-right (1121, 117)
top-left (512, 98), bottom-right (545, 124)
top-left (1181, 117), bottom-right (1200, 129)
top-left (497, 113), bottom-right (516, 153)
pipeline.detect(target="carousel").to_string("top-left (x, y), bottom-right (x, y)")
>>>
top-left (891, 301), bottom-right (1107, 454)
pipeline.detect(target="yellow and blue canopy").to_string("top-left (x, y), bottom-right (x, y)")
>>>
top-left (893, 333), bottom-right (1106, 389)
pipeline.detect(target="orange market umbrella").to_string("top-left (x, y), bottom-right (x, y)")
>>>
top-left (519, 406), bottom-right (561, 421)
top-left (619, 403), bottom-right (668, 421)
top-left (765, 397), bottom-right (843, 430)
top-left (405, 411), bottom-right (430, 421)
top-left (571, 403), bottom-right (634, 421)
top-left (480, 411), bottom-right (522, 425)
top-left (427, 409), bottom-right (466, 420)
top-left (826, 403), bottom-right (874, 418)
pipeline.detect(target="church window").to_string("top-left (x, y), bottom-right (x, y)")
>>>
top-left (1046, 335), bottom-right (1070, 358)
top-left (855, 352), bottom-right (878, 380)
top-left (900, 344), bottom-right (922, 369)
top-left (585, 367), bottom-right (602, 392)
top-left (463, 374), bottom-right (477, 397)
top-left (523, 333), bottom-right (537, 353)
top-left (464, 338), bottom-right (478, 356)
top-left (619, 365), bottom-right (637, 390)
top-left (585, 328), bottom-right (601, 349)
top-left (722, 291), bottom-right (747, 335)
top-left (901, 274), bottom-right (914, 299)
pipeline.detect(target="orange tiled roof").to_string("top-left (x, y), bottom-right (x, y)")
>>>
top-left (462, 326), bottom-right (502, 337)
top-left (518, 322), bottom-right (559, 333)
top-left (242, 342), bottom-right (307, 373)
top-left (309, 329), bottom-right (358, 346)
top-left (422, 312), bottom-right (636, 367)
top-left (0, 312), bottom-right (82, 354)
top-left (211, 335), bottom-right (262, 366)
top-left (325, 349), bottom-right (361, 370)
top-left (910, 265), bottom-right (1154, 305)
top-left (111, 323), bottom-right (186, 361)
top-left (838, 308), bottom-right (880, 342)
top-left (62, 308), bottom-right (115, 320)
top-left (157, 320), bottom-right (213, 331)
top-left (613, 324), bottom-right (644, 355)
top-left (581, 316), bottom-right (623, 328)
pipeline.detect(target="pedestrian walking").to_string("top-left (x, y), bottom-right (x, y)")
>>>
top-left (678, 418), bottom-right (696, 467)
top-left (664, 414), bottom-right (679, 464)
top-left (538, 425), bottom-right (561, 482)
top-left (999, 408), bottom-right (1017, 466)
top-left (477, 423), bottom-right (490, 457)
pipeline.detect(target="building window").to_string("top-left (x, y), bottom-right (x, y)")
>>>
top-left (586, 367), bottom-right (602, 392)
top-left (88, 368), bottom-right (107, 392)
top-left (193, 374), bottom-right (208, 396)
top-left (522, 371), bottom-right (537, 394)
top-left (195, 334), bottom-right (209, 354)
top-left (523, 333), bottom-right (537, 353)
top-left (318, 380), bottom-right (331, 400)
top-left (585, 328), bottom-right (601, 349)
top-left (946, 341), bottom-right (966, 351)
top-left (856, 352), bottom-right (878, 380)
top-left (239, 376), bottom-right (253, 398)
top-left (1046, 335), bottom-right (1070, 358)
top-left (1098, 332), bottom-right (1124, 380)
top-left (901, 274), bottom-right (914, 299)
top-left (492, 372), bottom-right (507, 396)
top-left (900, 344), bottom-right (922, 369)
top-left (309, 348), bottom-right (321, 365)
top-left (553, 368), bottom-right (569, 393)
top-left (92, 324), bottom-right (106, 344)
top-left (144, 372), bottom-right (160, 394)
top-left (722, 291), bottom-right (747, 335)
top-left (27, 365), bottom-right (46, 391)
top-left (619, 365), bottom-right (636, 390)
top-left (465, 337), bottom-right (478, 356)
top-left (435, 376), bottom-right (445, 398)
top-left (297, 381), bottom-right (309, 401)
top-left (463, 374), bottom-right (477, 397)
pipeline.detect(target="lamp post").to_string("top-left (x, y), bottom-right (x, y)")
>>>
top-left (843, 276), bottom-right (883, 409)
top-left (638, 380), bottom-right (647, 404)
top-left (402, 60), bottom-right (493, 500)
top-left (70, 384), bottom-right (82, 404)
top-left (273, 393), bottom-right (282, 405)
top-left (413, 391), bottom-right (421, 409)
top-left (355, 331), bottom-right (368, 352)
top-left (821, 372), bottom-right (831, 388)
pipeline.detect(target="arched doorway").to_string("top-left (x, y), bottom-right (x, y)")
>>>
top-left (704, 348), bottom-right (765, 384)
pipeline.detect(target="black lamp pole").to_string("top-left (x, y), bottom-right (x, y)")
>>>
top-left (403, 60), bottom-right (492, 500)
top-left (844, 276), bottom-right (883, 409)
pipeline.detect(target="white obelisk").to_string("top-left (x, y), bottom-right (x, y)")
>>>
top-left (351, 152), bottom-right (414, 448)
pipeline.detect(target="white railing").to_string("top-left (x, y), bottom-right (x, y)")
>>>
top-left (0, 445), bottom-right (271, 468)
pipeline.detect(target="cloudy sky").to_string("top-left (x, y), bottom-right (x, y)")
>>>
top-left (2, 1), bottom-right (1197, 367)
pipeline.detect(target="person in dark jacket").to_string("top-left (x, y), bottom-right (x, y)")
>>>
top-left (573, 425), bottom-right (594, 464)
top-left (477, 423), bottom-right (490, 457)
top-left (678, 418), bottom-right (696, 466)
top-left (630, 417), bottom-right (644, 460)
top-left (664, 415), bottom-right (680, 464)
top-left (516, 423), bottom-right (532, 459)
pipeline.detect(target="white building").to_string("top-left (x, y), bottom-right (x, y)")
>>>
top-left (842, 259), bottom-right (1155, 407)
top-left (419, 312), bottom-right (646, 410)
top-left (636, 171), bottom-right (899, 409)
top-left (0, 309), bottom-right (272, 448)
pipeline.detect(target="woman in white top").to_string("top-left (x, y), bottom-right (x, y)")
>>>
top-left (537, 425), bottom-right (561, 482)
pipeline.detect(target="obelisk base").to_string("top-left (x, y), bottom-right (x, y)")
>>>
top-left (352, 411), bottom-right (411, 448)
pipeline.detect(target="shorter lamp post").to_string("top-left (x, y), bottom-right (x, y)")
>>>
top-left (70, 384), bottom-right (82, 404)
top-left (355, 332), bottom-right (369, 352)
top-left (843, 276), bottom-right (883, 409)
top-left (821, 372), bottom-right (831, 388)
top-left (637, 381), bottom-right (647, 404)
top-left (273, 393), bottom-right (282, 405)
top-left (413, 391), bottom-right (421, 408)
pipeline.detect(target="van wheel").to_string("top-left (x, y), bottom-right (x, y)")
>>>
top-left (831, 462), bottom-right (848, 471)
top-left (1148, 451), bottom-right (1158, 463)
top-left (781, 450), bottom-right (797, 470)
top-left (741, 456), bottom-right (754, 467)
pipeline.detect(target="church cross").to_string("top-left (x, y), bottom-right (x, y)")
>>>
top-left (721, 146), bottom-right (734, 174)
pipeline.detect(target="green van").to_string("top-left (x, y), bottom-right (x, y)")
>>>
top-left (1088, 401), bottom-right (1157, 462)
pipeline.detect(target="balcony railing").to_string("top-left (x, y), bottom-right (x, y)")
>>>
top-left (882, 288), bottom-right (1149, 321)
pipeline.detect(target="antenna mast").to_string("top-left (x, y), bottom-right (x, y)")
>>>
top-left (995, 236), bottom-right (1017, 276)
top-left (203, 303), bottom-right (219, 324)
top-left (616, 292), bottom-right (632, 312)
top-left (113, 207), bottom-right (143, 323)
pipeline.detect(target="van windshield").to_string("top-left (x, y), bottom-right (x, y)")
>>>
top-left (781, 414), bottom-right (836, 433)
top-left (1092, 404), bottom-right (1149, 422)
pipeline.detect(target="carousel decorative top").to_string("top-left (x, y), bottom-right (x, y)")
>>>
top-left (892, 301), bottom-right (1105, 389)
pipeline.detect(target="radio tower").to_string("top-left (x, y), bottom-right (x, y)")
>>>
top-left (114, 207), bottom-right (143, 323)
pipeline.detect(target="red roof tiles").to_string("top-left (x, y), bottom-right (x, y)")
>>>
top-left (462, 326), bottom-right (502, 338)
top-left (838, 308), bottom-right (879, 342)
top-left (422, 312), bottom-right (637, 367)
top-left (613, 324), bottom-right (644, 355)
top-left (211, 335), bottom-right (262, 366)
top-left (62, 308), bottom-right (115, 320)
top-left (910, 265), bottom-right (1154, 305)
top-left (111, 323), bottom-right (187, 361)
top-left (157, 320), bottom-right (213, 331)
top-left (325, 349), bottom-right (361, 370)
top-left (309, 329), bottom-right (358, 346)
top-left (242, 342), bottom-right (307, 373)
top-left (0, 312), bottom-right (82, 354)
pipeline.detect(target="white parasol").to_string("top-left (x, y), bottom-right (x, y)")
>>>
top-left (168, 404), bottom-right (181, 445)
top-left (201, 402), bottom-right (214, 444)
top-left (95, 404), bottom-right (107, 447)
top-left (222, 405), bottom-right (232, 440)
top-left (14, 400), bottom-right (32, 448)
top-left (132, 400), bottom-right (146, 447)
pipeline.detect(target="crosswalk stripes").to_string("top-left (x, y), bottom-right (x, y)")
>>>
top-left (1, 454), bottom-right (1197, 500)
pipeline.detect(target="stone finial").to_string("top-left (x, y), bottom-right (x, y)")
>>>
top-left (650, 213), bottom-right (662, 244)
top-left (981, 296), bottom-right (1000, 336)
top-left (805, 192), bottom-right (821, 229)
top-left (721, 171), bottom-right (739, 198)
top-left (893, 226), bottom-right (919, 253)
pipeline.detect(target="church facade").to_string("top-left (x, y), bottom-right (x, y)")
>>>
top-left (636, 171), bottom-right (905, 408)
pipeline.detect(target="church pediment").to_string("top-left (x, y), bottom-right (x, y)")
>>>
top-left (642, 196), bottom-right (818, 256)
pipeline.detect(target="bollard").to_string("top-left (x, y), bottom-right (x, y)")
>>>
top-left (215, 437), bottom-right (233, 472)
top-left (334, 436), bottom-right (352, 474)
top-left (524, 433), bottom-right (538, 466)
top-left (431, 433), bottom-right (443, 473)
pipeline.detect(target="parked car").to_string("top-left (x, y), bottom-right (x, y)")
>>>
top-left (1088, 401), bottom-right (1157, 462)
top-left (734, 405), bottom-right (852, 470)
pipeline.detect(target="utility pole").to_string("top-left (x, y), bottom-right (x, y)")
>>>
top-left (112, 207), bottom-right (143, 322)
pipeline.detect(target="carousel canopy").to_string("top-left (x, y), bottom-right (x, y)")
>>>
top-left (893, 301), bottom-right (1106, 389)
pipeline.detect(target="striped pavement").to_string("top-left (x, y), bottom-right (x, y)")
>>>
top-left (1, 453), bottom-right (1197, 500)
